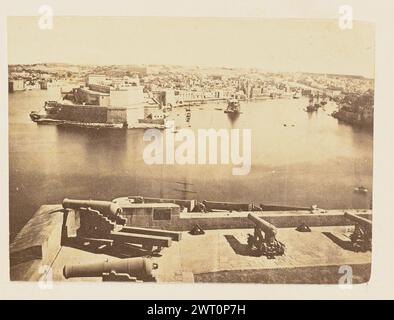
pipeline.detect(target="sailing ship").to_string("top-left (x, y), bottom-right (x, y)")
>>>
top-left (306, 96), bottom-right (318, 112)
top-left (224, 98), bottom-right (241, 114)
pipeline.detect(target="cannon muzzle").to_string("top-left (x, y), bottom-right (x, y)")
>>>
top-left (248, 213), bottom-right (277, 235)
top-left (62, 198), bottom-right (123, 216)
top-left (63, 257), bottom-right (157, 280)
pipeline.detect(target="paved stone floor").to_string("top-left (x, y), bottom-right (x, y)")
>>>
top-left (155, 226), bottom-right (371, 282)
top-left (50, 225), bottom-right (371, 283)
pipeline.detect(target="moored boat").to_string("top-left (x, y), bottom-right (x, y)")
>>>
top-left (224, 98), bottom-right (241, 114)
top-left (354, 186), bottom-right (368, 194)
top-left (293, 91), bottom-right (302, 99)
top-left (306, 96), bottom-right (318, 112)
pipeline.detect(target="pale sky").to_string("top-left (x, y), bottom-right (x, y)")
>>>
top-left (7, 16), bottom-right (375, 77)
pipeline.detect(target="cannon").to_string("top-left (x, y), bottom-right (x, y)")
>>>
top-left (248, 213), bottom-right (278, 236)
top-left (202, 200), bottom-right (262, 212)
top-left (63, 257), bottom-right (158, 282)
top-left (63, 198), bottom-right (126, 226)
top-left (344, 212), bottom-right (372, 251)
top-left (247, 213), bottom-right (285, 258)
top-left (61, 198), bottom-right (178, 254)
top-left (63, 198), bottom-right (123, 216)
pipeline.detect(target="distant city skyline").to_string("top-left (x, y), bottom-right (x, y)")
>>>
top-left (7, 17), bottom-right (375, 78)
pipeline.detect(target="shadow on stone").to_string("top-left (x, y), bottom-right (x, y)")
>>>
top-left (63, 237), bottom-right (161, 259)
top-left (224, 234), bottom-right (260, 257)
top-left (322, 232), bottom-right (354, 251)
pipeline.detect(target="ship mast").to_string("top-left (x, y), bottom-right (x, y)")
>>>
top-left (174, 181), bottom-right (197, 200)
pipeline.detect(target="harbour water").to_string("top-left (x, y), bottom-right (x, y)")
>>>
top-left (9, 89), bottom-right (373, 239)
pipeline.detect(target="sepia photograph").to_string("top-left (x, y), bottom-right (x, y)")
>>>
top-left (8, 15), bottom-right (374, 286)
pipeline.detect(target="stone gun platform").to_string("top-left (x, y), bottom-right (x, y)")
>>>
top-left (155, 227), bottom-right (371, 283)
top-left (10, 205), bottom-right (372, 284)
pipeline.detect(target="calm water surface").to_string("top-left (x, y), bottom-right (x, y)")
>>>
top-left (9, 89), bottom-right (373, 239)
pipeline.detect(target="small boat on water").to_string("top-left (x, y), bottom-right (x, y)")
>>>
top-left (35, 119), bottom-right (65, 125)
top-left (224, 99), bottom-right (241, 114)
top-left (186, 111), bottom-right (191, 123)
top-left (314, 94), bottom-right (321, 109)
top-left (293, 91), bottom-right (302, 99)
top-left (214, 107), bottom-right (223, 111)
top-left (306, 104), bottom-right (318, 112)
top-left (354, 186), bottom-right (368, 194)
top-left (306, 96), bottom-right (318, 112)
top-left (29, 111), bottom-right (41, 122)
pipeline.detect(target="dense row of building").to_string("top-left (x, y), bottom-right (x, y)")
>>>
top-left (9, 64), bottom-right (374, 125)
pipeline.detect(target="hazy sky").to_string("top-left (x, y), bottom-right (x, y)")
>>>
top-left (7, 16), bottom-right (375, 77)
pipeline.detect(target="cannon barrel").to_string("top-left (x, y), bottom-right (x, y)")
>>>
top-left (62, 198), bottom-right (123, 216)
top-left (63, 257), bottom-right (157, 279)
top-left (247, 213), bottom-right (277, 235)
top-left (344, 212), bottom-right (372, 231)
top-left (203, 200), bottom-right (251, 211)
